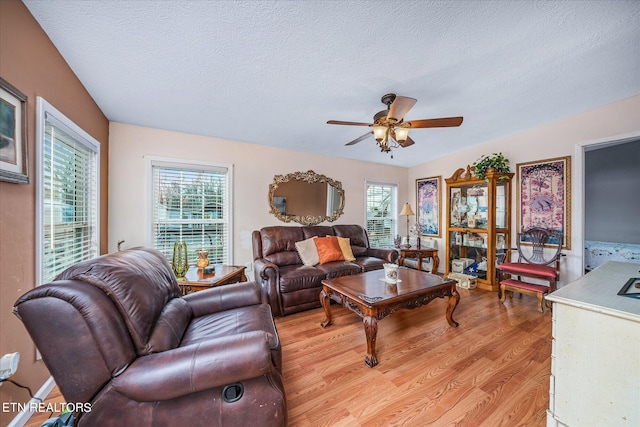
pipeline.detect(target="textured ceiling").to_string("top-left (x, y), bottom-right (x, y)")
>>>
top-left (22, 0), bottom-right (640, 167)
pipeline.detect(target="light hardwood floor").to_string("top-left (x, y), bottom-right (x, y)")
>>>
top-left (27, 288), bottom-right (551, 426)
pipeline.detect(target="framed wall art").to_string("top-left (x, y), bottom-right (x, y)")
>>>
top-left (416, 176), bottom-right (441, 237)
top-left (0, 77), bottom-right (28, 184)
top-left (517, 156), bottom-right (571, 249)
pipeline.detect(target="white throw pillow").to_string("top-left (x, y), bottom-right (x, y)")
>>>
top-left (295, 237), bottom-right (320, 266)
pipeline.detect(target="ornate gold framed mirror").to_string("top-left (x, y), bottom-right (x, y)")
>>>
top-left (268, 170), bottom-right (345, 226)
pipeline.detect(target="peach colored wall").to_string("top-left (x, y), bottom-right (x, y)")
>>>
top-left (0, 0), bottom-right (109, 422)
top-left (108, 123), bottom-right (409, 268)
top-left (109, 96), bottom-right (640, 287)
top-left (407, 95), bottom-right (640, 286)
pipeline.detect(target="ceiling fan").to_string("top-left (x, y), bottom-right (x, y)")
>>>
top-left (327, 93), bottom-right (463, 155)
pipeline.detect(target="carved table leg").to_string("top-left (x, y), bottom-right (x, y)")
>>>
top-left (320, 289), bottom-right (332, 328)
top-left (446, 287), bottom-right (460, 327)
top-left (536, 293), bottom-right (544, 313)
top-left (431, 254), bottom-right (440, 274)
top-left (363, 316), bottom-right (378, 367)
top-left (499, 284), bottom-right (507, 304)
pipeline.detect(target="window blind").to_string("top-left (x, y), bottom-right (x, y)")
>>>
top-left (366, 183), bottom-right (397, 247)
top-left (151, 163), bottom-right (230, 265)
top-left (41, 112), bottom-right (99, 283)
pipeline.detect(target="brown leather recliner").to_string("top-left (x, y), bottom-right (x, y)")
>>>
top-left (14, 247), bottom-right (286, 426)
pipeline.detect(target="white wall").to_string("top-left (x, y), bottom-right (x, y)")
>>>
top-left (108, 123), bottom-right (408, 273)
top-left (408, 95), bottom-right (640, 286)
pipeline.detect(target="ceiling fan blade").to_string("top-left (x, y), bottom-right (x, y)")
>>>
top-left (345, 132), bottom-right (373, 146)
top-left (327, 120), bottom-right (373, 126)
top-left (387, 96), bottom-right (417, 122)
top-left (408, 116), bottom-right (464, 128)
top-left (398, 135), bottom-right (415, 148)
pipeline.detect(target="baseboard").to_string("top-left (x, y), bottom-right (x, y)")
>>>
top-left (7, 376), bottom-right (56, 427)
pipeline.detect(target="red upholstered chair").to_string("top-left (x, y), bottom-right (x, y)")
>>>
top-left (497, 227), bottom-right (563, 313)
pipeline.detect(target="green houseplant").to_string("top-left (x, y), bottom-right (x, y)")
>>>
top-left (472, 152), bottom-right (511, 182)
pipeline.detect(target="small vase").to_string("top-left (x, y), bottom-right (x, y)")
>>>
top-left (172, 241), bottom-right (189, 280)
top-left (196, 249), bottom-right (209, 269)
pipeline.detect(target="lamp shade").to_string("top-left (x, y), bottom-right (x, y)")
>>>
top-left (399, 203), bottom-right (415, 216)
top-left (394, 127), bottom-right (409, 142)
top-left (373, 125), bottom-right (387, 142)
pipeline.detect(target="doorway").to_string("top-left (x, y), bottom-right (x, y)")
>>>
top-left (577, 134), bottom-right (640, 272)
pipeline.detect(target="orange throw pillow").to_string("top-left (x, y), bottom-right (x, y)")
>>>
top-left (314, 236), bottom-right (345, 264)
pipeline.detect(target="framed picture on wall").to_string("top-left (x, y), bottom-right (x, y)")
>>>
top-left (416, 176), bottom-right (441, 237)
top-left (517, 156), bottom-right (571, 249)
top-left (0, 77), bottom-right (28, 184)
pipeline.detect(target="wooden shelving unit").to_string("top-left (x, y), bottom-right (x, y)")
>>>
top-left (445, 166), bottom-right (514, 291)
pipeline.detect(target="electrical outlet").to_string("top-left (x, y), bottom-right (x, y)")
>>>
top-left (244, 262), bottom-right (253, 272)
top-left (0, 352), bottom-right (20, 381)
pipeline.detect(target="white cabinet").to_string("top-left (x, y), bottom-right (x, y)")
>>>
top-left (546, 261), bottom-right (640, 426)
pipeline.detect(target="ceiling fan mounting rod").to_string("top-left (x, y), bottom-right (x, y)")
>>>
top-left (382, 93), bottom-right (397, 124)
top-left (381, 93), bottom-right (396, 108)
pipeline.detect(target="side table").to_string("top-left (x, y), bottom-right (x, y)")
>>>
top-left (396, 247), bottom-right (439, 274)
top-left (179, 265), bottom-right (247, 295)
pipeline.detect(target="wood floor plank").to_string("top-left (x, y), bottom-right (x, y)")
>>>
top-left (26, 288), bottom-right (551, 426)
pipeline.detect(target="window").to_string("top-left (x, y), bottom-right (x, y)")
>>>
top-left (148, 158), bottom-right (232, 265)
top-left (36, 98), bottom-right (100, 285)
top-left (366, 182), bottom-right (397, 247)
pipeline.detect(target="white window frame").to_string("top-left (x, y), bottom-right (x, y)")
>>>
top-left (365, 181), bottom-right (398, 247)
top-left (145, 156), bottom-right (234, 265)
top-left (36, 97), bottom-right (101, 286)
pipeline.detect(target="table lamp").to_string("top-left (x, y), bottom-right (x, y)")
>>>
top-left (399, 203), bottom-right (415, 248)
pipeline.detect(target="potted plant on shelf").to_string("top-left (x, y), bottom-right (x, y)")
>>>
top-left (472, 152), bottom-right (511, 182)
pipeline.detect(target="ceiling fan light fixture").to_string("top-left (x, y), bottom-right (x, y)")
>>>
top-left (373, 125), bottom-right (387, 142)
top-left (394, 127), bottom-right (409, 142)
top-left (327, 93), bottom-right (463, 155)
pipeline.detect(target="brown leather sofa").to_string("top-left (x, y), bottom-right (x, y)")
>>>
top-left (252, 224), bottom-right (398, 317)
top-left (14, 247), bottom-right (286, 426)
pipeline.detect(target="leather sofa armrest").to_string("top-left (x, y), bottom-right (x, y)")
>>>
top-left (183, 281), bottom-right (261, 317)
top-left (113, 331), bottom-right (274, 401)
top-left (367, 247), bottom-right (399, 263)
top-left (253, 258), bottom-right (283, 317)
top-left (254, 258), bottom-right (278, 282)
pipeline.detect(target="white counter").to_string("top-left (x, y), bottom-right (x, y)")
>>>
top-left (546, 261), bottom-right (640, 427)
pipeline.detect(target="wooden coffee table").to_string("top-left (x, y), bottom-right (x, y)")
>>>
top-left (179, 265), bottom-right (247, 295)
top-left (320, 268), bottom-right (459, 367)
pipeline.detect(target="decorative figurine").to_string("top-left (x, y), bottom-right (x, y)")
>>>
top-left (196, 249), bottom-right (209, 269)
